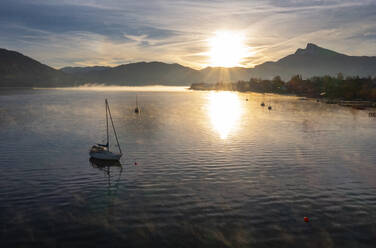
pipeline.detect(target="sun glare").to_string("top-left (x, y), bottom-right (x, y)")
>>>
top-left (208, 31), bottom-right (248, 67)
top-left (207, 91), bottom-right (243, 139)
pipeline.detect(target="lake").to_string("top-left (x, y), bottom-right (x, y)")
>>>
top-left (0, 87), bottom-right (375, 247)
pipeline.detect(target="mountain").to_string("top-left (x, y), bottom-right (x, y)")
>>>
top-left (1, 44), bottom-right (376, 87)
top-left (61, 62), bottom-right (253, 85)
top-left (67, 62), bottom-right (200, 85)
top-left (60, 66), bottom-right (111, 74)
top-left (250, 43), bottom-right (376, 80)
top-left (61, 62), bottom-right (252, 85)
top-left (61, 43), bottom-right (376, 84)
top-left (0, 48), bottom-right (72, 87)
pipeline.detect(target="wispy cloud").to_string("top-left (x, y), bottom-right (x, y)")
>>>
top-left (0, 0), bottom-right (375, 68)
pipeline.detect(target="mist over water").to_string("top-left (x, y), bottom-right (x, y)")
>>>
top-left (0, 87), bottom-right (375, 247)
top-left (35, 85), bottom-right (189, 92)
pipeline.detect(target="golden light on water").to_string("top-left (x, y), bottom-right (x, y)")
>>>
top-left (208, 31), bottom-right (248, 67)
top-left (207, 91), bottom-right (243, 139)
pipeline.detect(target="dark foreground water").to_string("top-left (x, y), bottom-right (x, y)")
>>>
top-left (0, 87), bottom-right (376, 247)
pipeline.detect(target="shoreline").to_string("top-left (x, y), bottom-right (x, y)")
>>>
top-left (189, 87), bottom-right (376, 109)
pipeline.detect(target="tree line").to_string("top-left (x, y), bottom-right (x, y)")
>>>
top-left (190, 74), bottom-right (376, 101)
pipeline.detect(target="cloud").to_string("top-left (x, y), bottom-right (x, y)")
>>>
top-left (0, 0), bottom-right (375, 68)
top-left (0, 0), bottom-right (179, 41)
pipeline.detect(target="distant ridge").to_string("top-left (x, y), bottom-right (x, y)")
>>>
top-left (61, 66), bottom-right (111, 74)
top-left (0, 48), bottom-right (71, 87)
top-left (1, 43), bottom-right (376, 87)
top-left (66, 62), bottom-right (200, 85)
top-left (251, 43), bottom-right (376, 80)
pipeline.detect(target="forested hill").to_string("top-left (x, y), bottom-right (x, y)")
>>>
top-left (0, 48), bottom-right (72, 87)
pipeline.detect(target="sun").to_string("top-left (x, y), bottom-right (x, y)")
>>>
top-left (208, 31), bottom-right (248, 67)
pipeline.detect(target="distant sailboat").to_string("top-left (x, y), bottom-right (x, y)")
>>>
top-left (267, 92), bottom-right (272, 110)
top-left (134, 95), bottom-right (140, 114)
top-left (89, 99), bottom-right (122, 161)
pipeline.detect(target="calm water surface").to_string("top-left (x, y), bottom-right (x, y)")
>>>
top-left (0, 87), bottom-right (375, 247)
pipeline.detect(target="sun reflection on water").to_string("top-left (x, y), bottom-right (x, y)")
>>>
top-left (207, 91), bottom-right (243, 139)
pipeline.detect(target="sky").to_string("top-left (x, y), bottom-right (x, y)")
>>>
top-left (1, 0), bottom-right (376, 69)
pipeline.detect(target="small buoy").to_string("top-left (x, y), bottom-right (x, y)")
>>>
top-left (246, 98), bottom-right (248, 101)
top-left (268, 106), bottom-right (272, 110)
top-left (261, 102), bottom-right (265, 107)
top-left (304, 217), bottom-right (309, 222)
top-left (134, 107), bottom-right (139, 114)
top-left (134, 162), bottom-right (138, 166)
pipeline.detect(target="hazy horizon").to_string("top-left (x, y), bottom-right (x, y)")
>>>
top-left (1, 0), bottom-right (376, 69)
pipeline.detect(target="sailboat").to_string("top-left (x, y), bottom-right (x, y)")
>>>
top-left (261, 93), bottom-right (265, 107)
top-left (134, 95), bottom-right (140, 114)
top-left (89, 99), bottom-right (122, 161)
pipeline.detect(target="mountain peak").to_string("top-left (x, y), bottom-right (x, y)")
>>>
top-left (306, 43), bottom-right (319, 50)
top-left (295, 43), bottom-right (320, 55)
top-left (294, 43), bottom-right (339, 56)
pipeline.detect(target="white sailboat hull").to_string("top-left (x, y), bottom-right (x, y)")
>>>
top-left (90, 150), bottom-right (122, 160)
top-left (90, 99), bottom-right (123, 161)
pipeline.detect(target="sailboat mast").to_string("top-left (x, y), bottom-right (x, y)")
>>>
top-left (105, 99), bottom-right (109, 150)
top-left (107, 101), bottom-right (122, 154)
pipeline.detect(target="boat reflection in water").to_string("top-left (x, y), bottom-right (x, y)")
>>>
top-left (89, 158), bottom-right (123, 190)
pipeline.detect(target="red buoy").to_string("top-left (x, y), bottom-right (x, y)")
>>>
top-left (304, 217), bottom-right (309, 222)
top-left (134, 162), bottom-right (138, 166)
